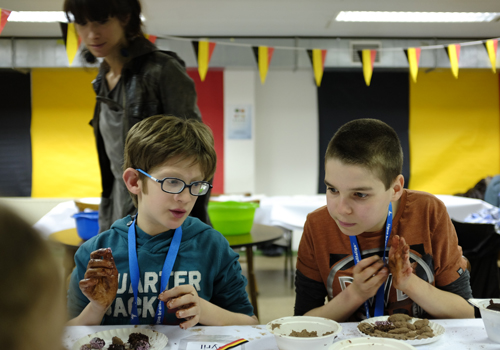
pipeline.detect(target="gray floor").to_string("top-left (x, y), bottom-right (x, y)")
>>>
top-left (238, 252), bottom-right (297, 324)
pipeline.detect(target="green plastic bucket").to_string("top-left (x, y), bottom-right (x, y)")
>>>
top-left (208, 201), bottom-right (259, 235)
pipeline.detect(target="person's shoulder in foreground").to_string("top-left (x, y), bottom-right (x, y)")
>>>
top-left (295, 118), bottom-right (474, 322)
top-left (67, 115), bottom-right (258, 327)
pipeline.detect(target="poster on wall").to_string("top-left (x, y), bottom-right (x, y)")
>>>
top-left (228, 105), bottom-right (252, 139)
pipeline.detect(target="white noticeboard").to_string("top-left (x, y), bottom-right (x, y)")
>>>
top-left (228, 105), bottom-right (252, 139)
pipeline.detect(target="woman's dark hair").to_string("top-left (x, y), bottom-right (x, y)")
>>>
top-left (63, 0), bottom-right (144, 63)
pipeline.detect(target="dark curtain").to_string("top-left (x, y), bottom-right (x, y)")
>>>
top-left (317, 69), bottom-right (410, 193)
top-left (452, 220), bottom-right (500, 298)
top-left (0, 69), bottom-right (32, 196)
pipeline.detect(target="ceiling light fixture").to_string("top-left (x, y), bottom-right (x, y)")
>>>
top-left (336, 11), bottom-right (500, 23)
top-left (8, 11), bottom-right (69, 23)
top-left (7, 11), bottom-right (146, 23)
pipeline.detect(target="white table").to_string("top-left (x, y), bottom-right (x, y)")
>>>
top-left (63, 319), bottom-right (497, 350)
top-left (435, 195), bottom-right (495, 222)
top-left (35, 194), bottom-right (494, 241)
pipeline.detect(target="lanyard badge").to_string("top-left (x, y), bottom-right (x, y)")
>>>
top-left (128, 216), bottom-right (183, 324)
top-left (349, 202), bottom-right (393, 318)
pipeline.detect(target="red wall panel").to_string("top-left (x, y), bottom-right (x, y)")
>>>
top-left (187, 68), bottom-right (224, 194)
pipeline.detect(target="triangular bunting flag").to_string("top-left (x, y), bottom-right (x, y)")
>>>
top-left (145, 34), bottom-right (157, 44)
top-left (446, 44), bottom-right (461, 79)
top-left (307, 49), bottom-right (327, 87)
top-left (404, 47), bottom-right (421, 83)
top-left (252, 46), bottom-right (275, 84)
top-left (483, 39), bottom-right (498, 73)
top-left (60, 22), bottom-right (80, 66)
top-left (0, 8), bottom-right (12, 36)
top-left (357, 49), bottom-right (377, 86)
top-left (192, 40), bottom-right (216, 82)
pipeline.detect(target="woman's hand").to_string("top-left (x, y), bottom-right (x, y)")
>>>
top-left (350, 255), bottom-right (388, 302)
top-left (79, 248), bottom-right (118, 313)
top-left (388, 235), bottom-right (413, 291)
top-left (159, 285), bottom-right (202, 329)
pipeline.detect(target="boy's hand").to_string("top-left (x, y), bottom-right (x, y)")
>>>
top-left (159, 285), bottom-right (202, 329)
top-left (350, 255), bottom-right (388, 302)
top-left (388, 235), bottom-right (413, 291)
top-left (79, 248), bottom-right (119, 313)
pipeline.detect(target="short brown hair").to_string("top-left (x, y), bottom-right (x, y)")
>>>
top-left (0, 204), bottom-right (63, 349)
top-left (325, 118), bottom-right (403, 189)
top-left (123, 115), bottom-right (217, 207)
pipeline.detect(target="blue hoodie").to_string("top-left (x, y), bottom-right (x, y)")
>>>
top-left (67, 216), bottom-right (254, 324)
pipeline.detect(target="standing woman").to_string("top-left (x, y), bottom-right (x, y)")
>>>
top-left (63, 0), bottom-right (211, 232)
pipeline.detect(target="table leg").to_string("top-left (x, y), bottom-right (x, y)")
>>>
top-left (246, 246), bottom-right (259, 319)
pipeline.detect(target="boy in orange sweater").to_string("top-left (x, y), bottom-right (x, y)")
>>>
top-left (295, 118), bottom-right (474, 321)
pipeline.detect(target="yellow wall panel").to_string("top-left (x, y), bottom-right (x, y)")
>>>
top-left (409, 69), bottom-right (500, 195)
top-left (31, 68), bottom-right (100, 198)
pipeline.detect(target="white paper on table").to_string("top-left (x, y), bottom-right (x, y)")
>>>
top-left (33, 200), bottom-right (78, 238)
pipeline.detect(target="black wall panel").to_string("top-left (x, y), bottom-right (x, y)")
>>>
top-left (0, 69), bottom-right (32, 196)
top-left (317, 69), bottom-right (410, 193)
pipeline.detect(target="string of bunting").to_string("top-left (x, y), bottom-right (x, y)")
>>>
top-left (0, 8), bottom-right (498, 86)
top-left (160, 35), bottom-right (500, 86)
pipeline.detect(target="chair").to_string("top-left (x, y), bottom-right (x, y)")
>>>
top-left (452, 219), bottom-right (500, 298)
top-left (270, 227), bottom-right (295, 288)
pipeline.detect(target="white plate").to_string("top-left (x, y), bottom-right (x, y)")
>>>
top-left (329, 337), bottom-right (418, 350)
top-left (357, 316), bottom-right (444, 346)
top-left (72, 328), bottom-right (168, 350)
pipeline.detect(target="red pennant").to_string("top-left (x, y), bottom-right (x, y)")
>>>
top-left (0, 9), bottom-right (12, 35)
top-left (146, 34), bottom-right (157, 44)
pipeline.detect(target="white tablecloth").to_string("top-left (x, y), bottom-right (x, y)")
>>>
top-left (435, 195), bottom-right (494, 222)
top-left (34, 194), bottom-right (494, 239)
top-left (63, 319), bottom-right (497, 350)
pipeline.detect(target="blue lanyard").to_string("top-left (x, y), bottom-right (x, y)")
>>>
top-left (349, 202), bottom-right (393, 318)
top-left (128, 216), bottom-right (183, 324)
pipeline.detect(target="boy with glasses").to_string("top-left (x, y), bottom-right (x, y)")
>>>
top-left (67, 115), bottom-right (258, 327)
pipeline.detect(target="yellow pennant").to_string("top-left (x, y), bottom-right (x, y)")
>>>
top-left (308, 49), bottom-right (327, 87)
top-left (194, 40), bottom-right (216, 82)
top-left (447, 44), bottom-right (461, 79)
top-left (359, 49), bottom-right (376, 86)
top-left (484, 40), bottom-right (498, 73)
top-left (405, 47), bottom-right (421, 83)
top-left (60, 22), bottom-right (80, 65)
top-left (253, 46), bottom-right (275, 84)
top-left (66, 23), bottom-right (79, 65)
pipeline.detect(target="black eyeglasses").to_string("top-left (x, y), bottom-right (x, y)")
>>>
top-left (136, 169), bottom-right (212, 196)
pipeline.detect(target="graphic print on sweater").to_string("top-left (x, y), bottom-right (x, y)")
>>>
top-left (327, 245), bottom-right (434, 318)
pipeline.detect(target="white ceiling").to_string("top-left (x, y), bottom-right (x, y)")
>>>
top-left (2, 0), bottom-right (500, 39)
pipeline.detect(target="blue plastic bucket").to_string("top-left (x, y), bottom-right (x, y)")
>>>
top-left (72, 211), bottom-right (99, 240)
